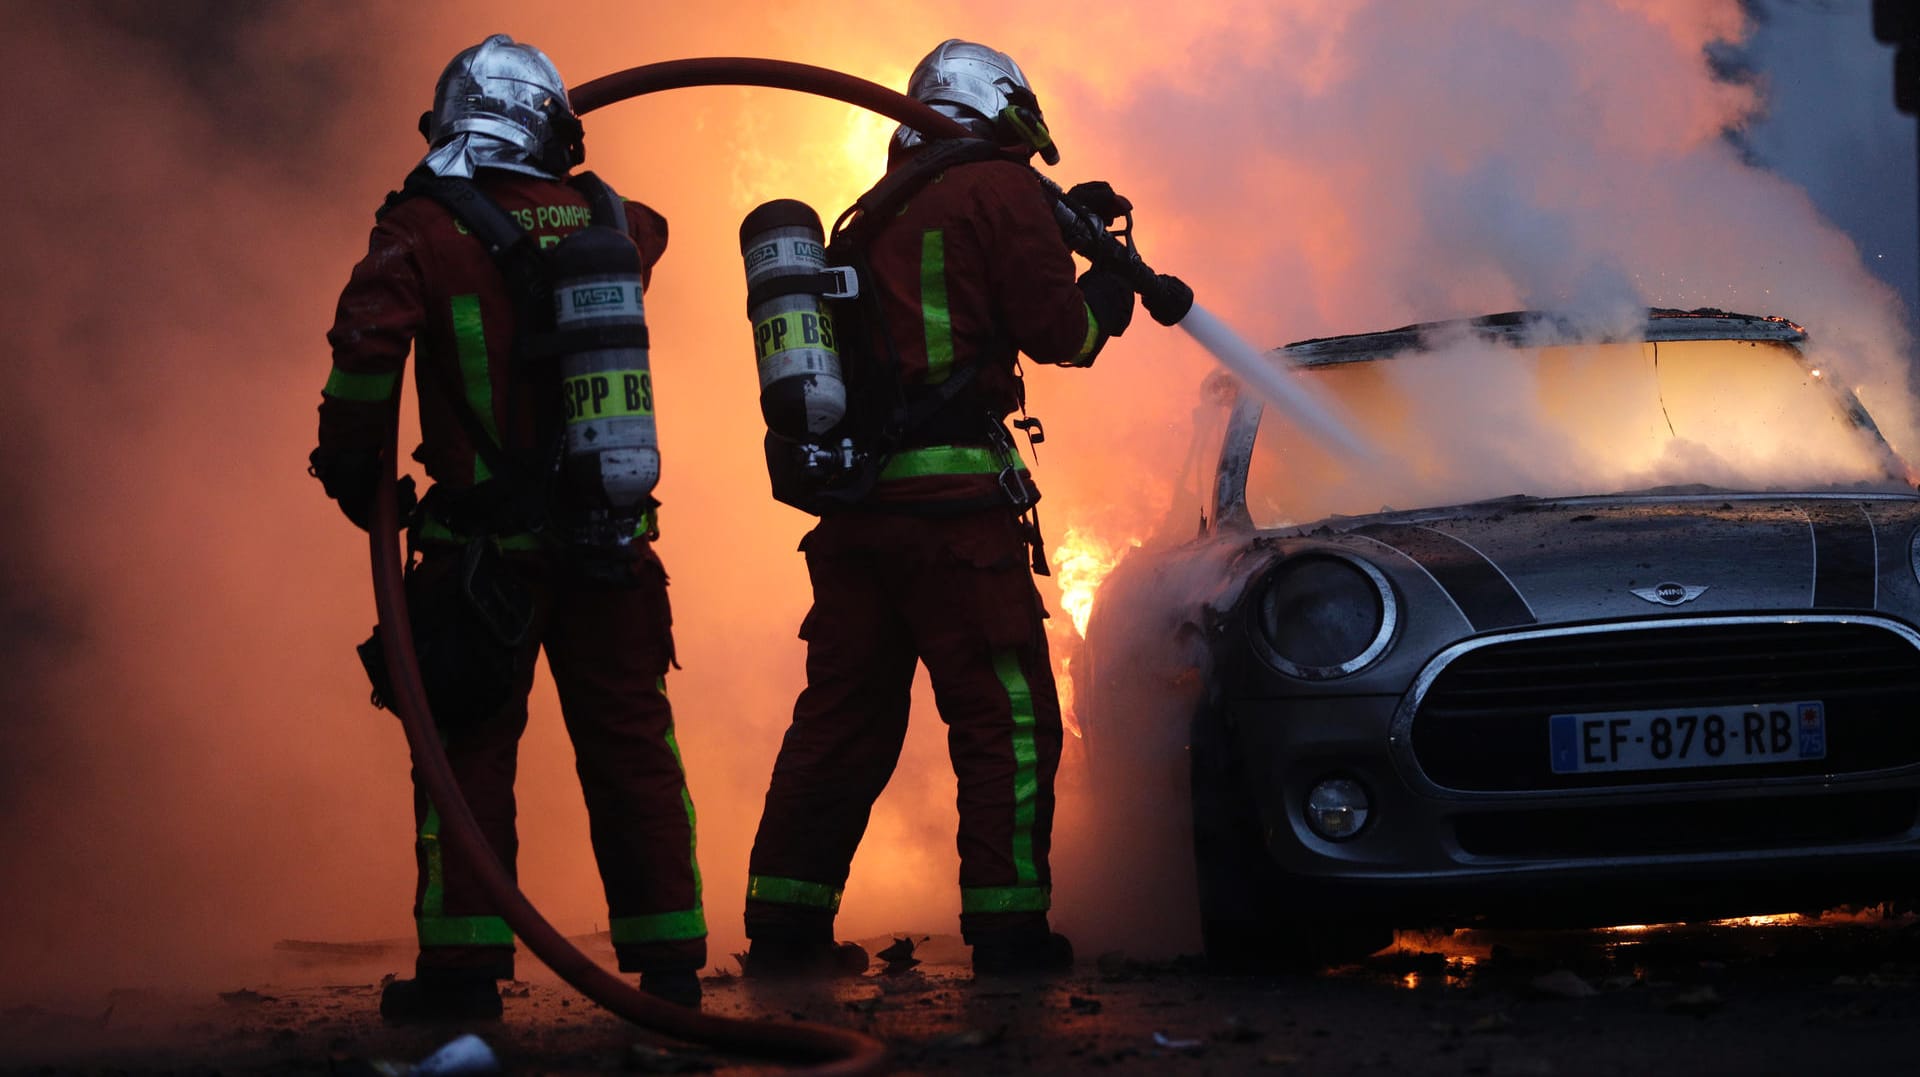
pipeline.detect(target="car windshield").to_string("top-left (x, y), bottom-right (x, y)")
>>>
top-left (1241, 327), bottom-right (1908, 530)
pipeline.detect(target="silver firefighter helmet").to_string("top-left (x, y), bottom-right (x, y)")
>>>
top-left (420, 33), bottom-right (583, 180)
top-left (892, 38), bottom-right (1058, 163)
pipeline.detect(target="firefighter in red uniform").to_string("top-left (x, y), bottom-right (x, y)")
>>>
top-left (310, 35), bottom-right (705, 1019)
top-left (743, 39), bottom-right (1138, 977)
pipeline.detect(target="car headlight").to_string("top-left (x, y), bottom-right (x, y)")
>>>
top-left (1254, 552), bottom-right (1396, 679)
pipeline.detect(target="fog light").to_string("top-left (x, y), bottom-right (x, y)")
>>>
top-left (1305, 778), bottom-right (1371, 841)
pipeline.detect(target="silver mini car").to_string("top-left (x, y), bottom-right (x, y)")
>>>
top-left (1077, 308), bottom-right (1920, 968)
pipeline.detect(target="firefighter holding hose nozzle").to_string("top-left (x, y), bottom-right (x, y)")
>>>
top-left (740, 38), bottom-right (1143, 978)
top-left (309, 34), bottom-right (706, 1020)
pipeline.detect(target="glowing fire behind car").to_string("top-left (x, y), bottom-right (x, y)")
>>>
top-left (1045, 526), bottom-right (1139, 738)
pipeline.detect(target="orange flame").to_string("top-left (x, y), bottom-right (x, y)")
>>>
top-left (1045, 525), bottom-right (1141, 739)
top-left (1056, 654), bottom-right (1079, 740)
top-left (1054, 525), bottom-right (1139, 637)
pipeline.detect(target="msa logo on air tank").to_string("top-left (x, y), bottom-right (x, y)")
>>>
top-left (742, 238), bottom-right (828, 274)
top-left (569, 284), bottom-right (640, 309)
top-left (753, 309), bottom-right (837, 362)
top-left (563, 369), bottom-right (654, 422)
top-left (743, 242), bottom-right (780, 274)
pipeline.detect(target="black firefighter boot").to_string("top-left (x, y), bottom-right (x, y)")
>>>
top-left (741, 937), bottom-right (871, 979)
top-left (639, 968), bottom-right (703, 1009)
top-left (971, 928), bottom-right (1074, 977)
top-left (378, 969), bottom-right (503, 1023)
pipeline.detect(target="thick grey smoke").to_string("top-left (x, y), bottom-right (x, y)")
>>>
top-left (1027, 0), bottom-right (1918, 534)
top-left (1, 2), bottom-right (433, 999)
top-left (1736, 0), bottom-right (1918, 322)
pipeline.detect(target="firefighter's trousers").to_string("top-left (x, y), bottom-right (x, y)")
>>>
top-left (405, 545), bottom-right (705, 978)
top-left (745, 510), bottom-right (1064, 946)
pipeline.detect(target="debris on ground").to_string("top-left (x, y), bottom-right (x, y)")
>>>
top-left (341, 1033), bottom-right (501, 1077)
top-left (1468, 1011), bottom-right (1515, 1034)
top-left (1529, 969), bottom-right (1598, 999)
top-left (876, 936), bottom-right (924, 975)
top-left (926, 1025), bottom-right (1006, 1051)
top-left (407, 1034), bottom-right (500, 1076)
top-left (1152, 1030), bottom-right (1206, 1053)
top-left (1663, 985), bottom-right (1725, 1017)
top-left (625, 1043), bottom-right (718, 1073)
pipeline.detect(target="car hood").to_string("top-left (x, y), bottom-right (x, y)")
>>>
top-left (1298, 489), bottom-right (1920, 630)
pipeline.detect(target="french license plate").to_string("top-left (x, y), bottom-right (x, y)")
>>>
top-left (1549, 701), bottom-right (1827, 774)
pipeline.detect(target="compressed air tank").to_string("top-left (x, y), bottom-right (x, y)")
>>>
top-left (551, 226), bottom-right (659, 513)
top-left (739, 199), bottom-right (847, 440)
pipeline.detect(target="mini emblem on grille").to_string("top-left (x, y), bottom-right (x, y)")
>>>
top-left (1630, 581), bottom-right (1709, 606)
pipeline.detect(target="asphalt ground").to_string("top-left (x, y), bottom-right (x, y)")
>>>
top-left (5, 914), bottom-right (1920, 1075)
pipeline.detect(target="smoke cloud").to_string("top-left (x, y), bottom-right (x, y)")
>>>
top-left (3, 0), bottom-right (1911, 1002)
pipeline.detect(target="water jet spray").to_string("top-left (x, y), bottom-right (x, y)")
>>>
top-left (1040, 174), bottom-right (1376, 461)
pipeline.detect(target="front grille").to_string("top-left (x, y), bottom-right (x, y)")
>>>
top-left (1411, 620), bottom-right (1920, 791)
top-left (1454, 790), bottom-right (1918, 857)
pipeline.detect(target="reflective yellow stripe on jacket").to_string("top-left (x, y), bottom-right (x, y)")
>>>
top-left (877, 445), bottom-right (1027, 482)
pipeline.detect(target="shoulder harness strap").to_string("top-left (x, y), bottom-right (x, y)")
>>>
top-left (566, 171), bottom-right (625, 230)
top-left (830, 140), bottom-right (1016, 446)
top-left (831, 138), bottom-right (1014, 247)
top-left (384, 169), bottom-right (535, 262)
top-left (375, 169), bottom-right (544, 491)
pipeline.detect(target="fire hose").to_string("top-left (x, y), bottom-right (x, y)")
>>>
top-left (571, 58), bottom-right (1195, 323)
top-left (368, 55), bottom-right (1201, 1076)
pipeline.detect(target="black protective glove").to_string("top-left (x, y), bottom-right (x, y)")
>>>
top-left (1065, 180), bottom-right (1133, 223)
top-left (309, 447), bottom-right (416, 532)
top-left (1077, 265), bottom-right (1136, 339)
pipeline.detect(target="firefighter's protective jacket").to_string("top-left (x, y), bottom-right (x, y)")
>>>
top-left (856, 154), bottom-right (1110, 510)
top-left (317, 171), bottom-right (668, 493)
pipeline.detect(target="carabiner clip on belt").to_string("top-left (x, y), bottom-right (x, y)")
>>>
top-left (986, 420), bottom-right (1034, 512)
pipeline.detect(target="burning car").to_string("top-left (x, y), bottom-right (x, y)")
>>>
top-left (1075, 308), bottom-right (1920, 968)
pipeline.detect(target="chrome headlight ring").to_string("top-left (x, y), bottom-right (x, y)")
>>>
top-left (1250, 551), bottom-right (1398, 680)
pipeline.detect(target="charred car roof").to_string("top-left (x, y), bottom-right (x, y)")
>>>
top-left (1279, 308), bottom-right (1809, 367)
